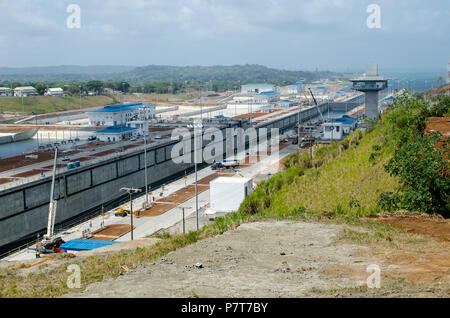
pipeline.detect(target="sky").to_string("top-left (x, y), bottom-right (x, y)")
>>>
top-left (0, 0), bottom-right (449, 73)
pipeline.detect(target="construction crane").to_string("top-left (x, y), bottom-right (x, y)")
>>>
top-left (36, 148), bottom-right (65, 254)
top-left (301, 86), bottom-right (310, 104)
top-left (45, 148), bottom-right (58, 240)
top-left (308, 88), bottom-right (325, 122)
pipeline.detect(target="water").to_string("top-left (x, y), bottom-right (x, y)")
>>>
top-left (380, 70), bottom-right (444, 98)
top-left (0, 138), bottom-right (61, 158)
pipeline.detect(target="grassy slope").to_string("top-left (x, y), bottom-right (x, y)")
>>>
top-left (0, 95), bottom-right (119, 115)
top-left (241, 123), bottom-right (398, 217)
top-left (279, 128), bottom-right (396, 214)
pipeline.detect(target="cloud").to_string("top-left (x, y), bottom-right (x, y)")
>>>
top-left (0, 0), bottom-right (448, 69)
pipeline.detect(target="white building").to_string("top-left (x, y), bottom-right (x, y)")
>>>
top-left (278, 83), bottom-right (301, 95)
top-left (87, 102), bottom-right (156, 127)
top-left (322, 115), bottom-right (357, 140)
top-left (44, 88), bottom-right (64, 96)
top-left (277, 99), bottom-right (293, 108)
top-left (96, 125), bottom-right (137, 142)
top-left (0, 87), bottom-right (12, 97)
top-left (253, 91), bottom-right (280, 104)
top-left (210, 177), bottom-right (254, 212)
top-left (126, 120), bottom-right (149, 137)
top-left (241, 83), bottom-right (275, 94)
top-left (14, 86), bottom-right (38, 97)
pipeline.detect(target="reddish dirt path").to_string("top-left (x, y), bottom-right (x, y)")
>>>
top-left (376, 214), bottom-right (450, 242)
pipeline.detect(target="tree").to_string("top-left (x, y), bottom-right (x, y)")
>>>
top-left (117, 82), bottom-right (130, 93)
top-left (67, 85), bottom-right (81, 96)
top-left (85, 80), bottom-right (104, 94)
top-left (33, 82), bottom-right (48, 95)
top-left (384, 132), bottom-right (449, 217)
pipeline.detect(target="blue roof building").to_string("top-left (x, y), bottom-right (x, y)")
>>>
top-left (96, 124), bottom-right (138, 142)
top-left (254, 90), bottom-right (280, 103)
top-left (88, 102), bottom-right (156, 127)
top-left (241, 83), bottom-right (275, 94)
top-left (278, 99), bottom-right (294, 107)
top-left (322, 115), bottom-right (358, 140)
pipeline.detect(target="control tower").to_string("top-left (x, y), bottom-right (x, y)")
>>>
top-left (350, 64), bottom-right (388, 119)
top-left (446, 58), bottom-right (450, 84)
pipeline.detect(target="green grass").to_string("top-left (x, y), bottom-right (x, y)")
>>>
top-left (239, 123), bottom-right (398, 218)
top-left (0, 95), bottom-right (119, 115)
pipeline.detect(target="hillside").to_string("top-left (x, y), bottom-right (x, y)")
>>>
top-left (0, 95), bottom-right (119, 115)
top-left (0, 64), bottom-right (345, 84)
top-left (119, 64), bottom-right (341, 84)
top-left (240, 93), bottom-right (449, 218)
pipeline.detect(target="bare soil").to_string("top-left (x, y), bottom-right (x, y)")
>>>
top-left (90, 224), bottom-right (134, 240)
top-left (372, 212), bottom-right (450, 242)
top-left (62, 220), bottom-right (450, 298)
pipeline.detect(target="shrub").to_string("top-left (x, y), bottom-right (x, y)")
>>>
top-left (384, 132), bottom-right (449, 217)
top-left (377, 192), bottom-right (401, 212)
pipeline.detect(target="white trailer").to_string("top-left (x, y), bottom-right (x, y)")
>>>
top-left (210, 177), bottom-right (254, 213)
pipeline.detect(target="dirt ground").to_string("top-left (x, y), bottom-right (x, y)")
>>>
top-left (374, 213), bottom-right (450, 242)
top-left (63, 220), bottom-right (450, 298)
top-left (90, 224), bottom-right (134, 241)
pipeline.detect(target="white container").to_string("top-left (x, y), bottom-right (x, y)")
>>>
top-left (210, 177), bottom-right (253, 213)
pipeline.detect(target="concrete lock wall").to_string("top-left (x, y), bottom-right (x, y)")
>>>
top-left (0, 102), bottom-right (361, 249)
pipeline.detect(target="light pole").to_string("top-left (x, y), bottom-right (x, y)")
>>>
top-left (120, 187), bottom-right (142, 240)
top-left (142, 108), bottom-right (149, 207)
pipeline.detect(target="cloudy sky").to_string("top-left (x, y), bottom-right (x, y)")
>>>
top-left (0, 0), bottom-right (449, 72)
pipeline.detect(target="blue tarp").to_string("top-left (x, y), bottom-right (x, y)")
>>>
top-left (60, 239), bottom-right (120, 252)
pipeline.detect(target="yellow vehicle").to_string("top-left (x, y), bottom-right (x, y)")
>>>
top-left (114, 208), bottom-right (129, 217)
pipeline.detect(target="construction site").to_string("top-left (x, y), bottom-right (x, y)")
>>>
top-left (0, 78), bottom-right (387, 261)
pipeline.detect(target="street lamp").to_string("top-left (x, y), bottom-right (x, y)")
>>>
top-left (141, 108), bottom-right (149, 207)
top-left (120, 187), bottom-right (142, 240)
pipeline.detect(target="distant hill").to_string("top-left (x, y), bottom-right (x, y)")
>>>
top-left (119, 64), bottom-right (341, 84)
top-left (0, 65), bottom-right (135, 75)
top-left (0, 64), bottom-right (345, 84)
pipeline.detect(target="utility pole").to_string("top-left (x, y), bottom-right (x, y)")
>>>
top-left (120, 187), bottom-right (142, 240)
